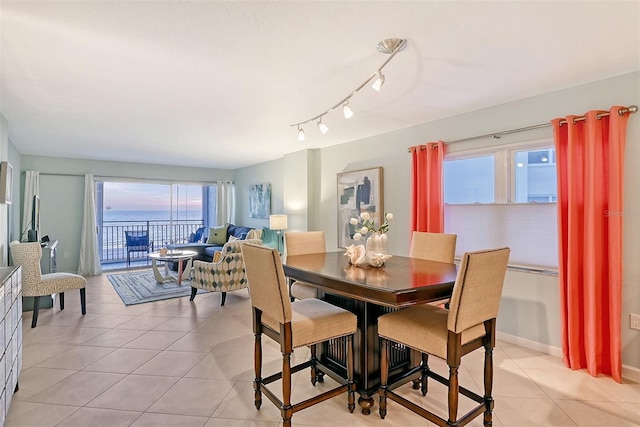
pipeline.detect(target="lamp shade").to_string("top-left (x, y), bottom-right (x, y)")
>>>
top-left (269, 214), bottom-right (288, 230)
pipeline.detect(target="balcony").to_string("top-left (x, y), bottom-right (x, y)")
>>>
top-left (100, 219), bottom-right (204, 270)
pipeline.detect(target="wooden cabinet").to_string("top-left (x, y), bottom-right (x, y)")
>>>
top-left (0, 266), bottom-right (22, 426)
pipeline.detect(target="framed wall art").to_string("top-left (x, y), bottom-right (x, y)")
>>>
top-left (249, 182), bottom-right (271, 219)
top-left (337, 167), bottom-right (383, 248)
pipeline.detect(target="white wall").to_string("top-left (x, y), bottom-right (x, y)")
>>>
top-left (237, 71), bottom-right (640, 371)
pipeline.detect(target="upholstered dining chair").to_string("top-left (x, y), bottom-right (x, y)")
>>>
top-left (410, 231), bottom-right (457, 307)
top-left (377, 247), bottom-right (510, 427)
top-left (10, 240), bottom-right (87, 328)
top-left (242, 243), bottom-right (357, 426)
top-left (284, 230), bottom-right (325, 301)
top-left (190, 238), bottom-right (262, 306)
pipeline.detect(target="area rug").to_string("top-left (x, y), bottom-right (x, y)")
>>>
top-left (107, 270), bottom-right (203, 305)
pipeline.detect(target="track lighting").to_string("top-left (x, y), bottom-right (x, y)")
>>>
top-left (343, 101), bottom-right (354, 119)
top-left (291, 37), bottom-right (407, 140)
top-left (371, 72), bottom-right (385, 92)
top-left (317, 118), bottom-right (329, 134)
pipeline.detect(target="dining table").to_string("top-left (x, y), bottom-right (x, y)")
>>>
top-left (283, 250), bottom-right (458, 415)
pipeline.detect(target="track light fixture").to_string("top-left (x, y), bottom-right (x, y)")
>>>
top-left (291, 37), bottom-right (407, 140)
top-left (317, 118), bottom-right (329, 134)
top-left (343, 101), bottom-right (354, 119)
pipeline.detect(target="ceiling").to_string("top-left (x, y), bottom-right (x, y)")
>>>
top-left (1, 1), bottom-right (639, 170)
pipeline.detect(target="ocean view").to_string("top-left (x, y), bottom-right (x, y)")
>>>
top-left (103, 209), bottom-right (203, 223)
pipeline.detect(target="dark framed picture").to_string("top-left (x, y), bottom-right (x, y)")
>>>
top-left (249, 182), bottom-right (271, 219)
top-left (337, 167), bottom-right (383, 248)
top-left (0, 161), bottom-right (13, 204)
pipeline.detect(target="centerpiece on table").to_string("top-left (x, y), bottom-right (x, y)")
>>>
top-left (344, 212), bottom-right (393, 267)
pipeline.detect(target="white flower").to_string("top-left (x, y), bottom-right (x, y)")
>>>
top-left (386, 213), bottom-right (394, 221)
top-left (349, 218), bottom-right (359, 225)
top-left (361, 212), bottom-right (371, 221)
top-left (353, 232), bottom-right (362, 241)
top-left (360, 226), bottom-right (369, 234)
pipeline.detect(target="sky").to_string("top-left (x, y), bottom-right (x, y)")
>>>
top-left (103, 182), bottom-right (203, 211)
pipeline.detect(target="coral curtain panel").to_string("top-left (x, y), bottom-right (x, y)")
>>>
top-left (410, 141), bottom-right (445, 233)
top-left (552, 107), bottom-right (629, 383)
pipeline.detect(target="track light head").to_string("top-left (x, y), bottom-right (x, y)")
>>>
top-left (317, 119), bottom-right (329, 134)
top-left (372, 72), bottom-right (385, 92)
top-left (343, 101), bottom-right (354, 119)
top-left (297, 126), bottom-right (305, 141)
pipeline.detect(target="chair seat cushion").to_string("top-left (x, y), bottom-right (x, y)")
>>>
top-left (262, 298), bottom-right (356, 349)
top-left (30, 273), bottom-right (87, 295)
top-left (378, 304), bottom-right (485, 359)
top-left (290, 281), bottom-right (318, 300)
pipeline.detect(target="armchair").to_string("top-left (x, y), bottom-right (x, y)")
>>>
top-left (10, 240), bottom-right (86, 328)
top-left (190, 238), bottom-right (263, 306)
top-left (124, 230), bottom-right (154, 266)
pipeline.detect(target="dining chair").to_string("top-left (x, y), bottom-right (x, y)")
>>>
top-left (410, 231), bottom-right (457, 305)
top-left (377, 247), bottom-right (510, 427)
top-left (242, 243), bottom-right (357, 426)
top-left (284, 231), bottom-right (325, 301)
top-left (10, 240), bottom-right (87, 328)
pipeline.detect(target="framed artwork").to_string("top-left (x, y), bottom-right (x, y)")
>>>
top-left (0, 161), bottom-right (12, 204)
top-left (337, 167), bottom-right (383, 248)
top-left (249, 182), bottom-right (271, 219)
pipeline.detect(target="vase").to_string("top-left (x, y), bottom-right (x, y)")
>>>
top-left (366, 232), bottom-right (388, 255)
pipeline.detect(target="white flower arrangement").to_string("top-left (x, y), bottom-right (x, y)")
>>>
top-left (349, 212), bottom-right (393, 241)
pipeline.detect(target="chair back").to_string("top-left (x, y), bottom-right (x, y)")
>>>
top-left (124, 230), bottom-right (150, 249)
top-left (242, 243), bottom-right (292, 325)
top-left (9, 240), bottom-right (43, 292)
top-left (409, 231), bottom-right (457, 263)
top-left (284, 231), bottom-right (326, 256)
top-left (447, 247), bottom-right (510, 333)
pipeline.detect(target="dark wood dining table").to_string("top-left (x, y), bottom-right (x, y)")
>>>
top-left (283, 251), bottom-right (458, 414)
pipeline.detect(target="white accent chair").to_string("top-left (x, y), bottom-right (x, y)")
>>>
top-left (10, 240), bottom-right (86, 328)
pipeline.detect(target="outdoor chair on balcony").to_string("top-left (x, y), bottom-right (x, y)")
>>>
top-left (124, 230), bottom-right (154, 267)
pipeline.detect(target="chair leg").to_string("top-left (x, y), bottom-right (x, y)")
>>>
top-left (127, 252), bottom-right (131, 267)
top-left (346, 334), bottom-right (355, 413)
top-left (310, 344), bottom-right (319, 386)
top-left (80, 288), bottom-right (86, 315)
top-left (448, 364), bottom-right (460, 425)
top-left (190, 286), bottom-right (198, 301)
top-left (220, 292), bottom-right (227, 306)
top-left (59, 292), bottom-right (65, 310)
top-left (281, 351), bottom-right (293, 426)
top-left (378, 338), bottom-right (389, 419)
top-left (31, 296), bottom-right (40, 328)
top-left (254, 331), bottom-right (263, 410)
top-left (483, 346), bottom-right (495, 426)
top-left (421, 352), bottom-right (430, 396)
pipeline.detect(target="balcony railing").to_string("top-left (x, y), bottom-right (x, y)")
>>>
top-left (100, 220), bottom-right (205, 264)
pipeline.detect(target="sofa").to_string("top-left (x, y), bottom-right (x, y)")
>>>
top-left (166, 224), bottom-right (257, 270)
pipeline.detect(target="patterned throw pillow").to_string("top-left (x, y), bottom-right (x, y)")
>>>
top-left (208, 225), bottom-right (228, 245)
top-left (228, 235), bottom-right (240, 242)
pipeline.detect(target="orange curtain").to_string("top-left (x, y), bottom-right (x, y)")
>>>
top-left (552, 106), bottom-right (629, 383)
top-left (410, 141), bottom-right (445, 233)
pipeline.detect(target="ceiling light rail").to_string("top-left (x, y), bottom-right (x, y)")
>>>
top-left (292, 38), bottom-right (407, 141)
top-left (407, 105), bottom-right (638, 150)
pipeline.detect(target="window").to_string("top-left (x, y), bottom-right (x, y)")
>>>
top-left (443, 140), bottom-right (558, 270)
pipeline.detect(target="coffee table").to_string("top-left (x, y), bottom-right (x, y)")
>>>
top-left (148, 250), bottom-right (197, 285)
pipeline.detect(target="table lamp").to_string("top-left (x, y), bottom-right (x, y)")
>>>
top-left (269, 214), bottom-right (288, 254)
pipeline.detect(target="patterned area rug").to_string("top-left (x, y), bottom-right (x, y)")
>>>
top-left (107, 270), bottom-right (203, 305)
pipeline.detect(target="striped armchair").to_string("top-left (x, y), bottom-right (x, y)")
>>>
top-left (190, 238), bottom-right (263, 306)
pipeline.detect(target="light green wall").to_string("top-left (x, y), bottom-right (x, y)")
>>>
top-left (234, 157), bottom-right (284, 230)
top-left (236, 71), bottom-right (640, 371)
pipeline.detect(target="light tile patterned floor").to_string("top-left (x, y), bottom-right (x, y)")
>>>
top-left (6, 272), bottom-right (640, 427)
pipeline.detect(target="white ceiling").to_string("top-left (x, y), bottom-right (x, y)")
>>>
top-left (1, 1), bottom-right (639, 169)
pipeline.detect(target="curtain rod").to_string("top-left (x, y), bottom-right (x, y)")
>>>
top-left (407, 104), bottom-right (638, 152)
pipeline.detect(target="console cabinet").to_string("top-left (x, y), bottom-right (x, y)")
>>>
top-left (0, 266), bottom-right (22, 426)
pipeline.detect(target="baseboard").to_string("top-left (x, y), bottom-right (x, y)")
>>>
top-left (496, 332), bottom-right (640, 383)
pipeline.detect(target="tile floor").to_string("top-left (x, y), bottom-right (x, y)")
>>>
top-left (6, 272), bottom-right (640, 427)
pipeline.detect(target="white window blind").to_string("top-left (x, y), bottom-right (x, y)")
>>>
top-left (444, 203), bottom-right (558, 270)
